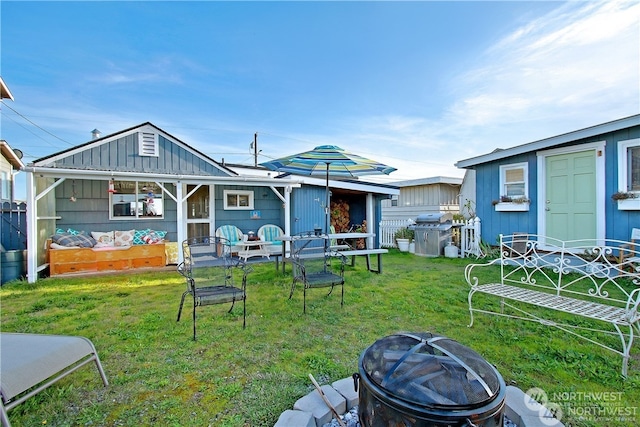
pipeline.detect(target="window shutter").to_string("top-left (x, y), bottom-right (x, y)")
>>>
top-left (138, 132), bottom-right (158, 157)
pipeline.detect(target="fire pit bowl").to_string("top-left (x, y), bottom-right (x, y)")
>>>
top-left (355, 332), bottom-right (506, 427)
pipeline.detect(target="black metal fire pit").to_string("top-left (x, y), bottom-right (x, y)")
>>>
top-left (355, 332), bottom-right (505, 427)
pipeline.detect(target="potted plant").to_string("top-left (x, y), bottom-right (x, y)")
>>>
top-left (394, 227), bottom-right (414, 252)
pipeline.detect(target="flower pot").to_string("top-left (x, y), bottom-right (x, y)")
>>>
top-left (396, 238), bottom-right (410, 252)
top-left (409, 240), bottom-right (415, 254)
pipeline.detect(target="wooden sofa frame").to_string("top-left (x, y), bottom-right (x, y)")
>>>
top-left (48, 241), bottom-right (166, 276)
top-left (465, 233), bottom-right (640, 377)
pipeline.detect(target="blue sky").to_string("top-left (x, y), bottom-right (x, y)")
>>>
top-left (1, 1), bottom-right (638, 189)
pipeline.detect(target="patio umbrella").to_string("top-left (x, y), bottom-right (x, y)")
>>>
top-left (260, 145), bottom-right (397, 238)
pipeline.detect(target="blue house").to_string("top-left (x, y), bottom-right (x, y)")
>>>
top-left (455, 115), bottom-right (640, 245)
top-left (23, 122), bottom-right (397, 282)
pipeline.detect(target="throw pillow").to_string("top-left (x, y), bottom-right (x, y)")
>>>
top-left (133, 229), bottom-right (151, 245)
top-left (52, 233), bottom-right (96, 248)
top-left (114, 230), bottom-right (135, 247)
top-left (142, 232), bottom-right (162, 244)
top-left (91, 231), bottom-right (115, 246)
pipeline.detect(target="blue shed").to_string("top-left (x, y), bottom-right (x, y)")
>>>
top-left (455, 115), bottom-right (640, 245)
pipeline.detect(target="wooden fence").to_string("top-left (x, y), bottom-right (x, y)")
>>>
top-left (1, 201), bottom-right (27, 251)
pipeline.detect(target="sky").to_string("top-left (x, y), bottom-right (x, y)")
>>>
top-left (1, 0), bottom-right (639, 193)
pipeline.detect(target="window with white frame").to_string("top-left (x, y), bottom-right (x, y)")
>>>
top-left (110, 180), bottom-right (164, 219)
top-left (223, 190), bottom-right (254, 210)
top-left (499, 163), bottom-right (528, 200)
top-left (618, 138), bottom-right (640, 193)
top-left (1, 171), bottom-right (9, 200)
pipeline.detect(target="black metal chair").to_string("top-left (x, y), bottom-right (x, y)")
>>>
top-left (289, 232), bottom-right (347, 313)
top-left (177, 236), bottom-right (251, 340)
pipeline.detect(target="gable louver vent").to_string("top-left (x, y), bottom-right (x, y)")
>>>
top-left (138, 131), bottom-right (159, 157)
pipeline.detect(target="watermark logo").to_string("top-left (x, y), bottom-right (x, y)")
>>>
top-left (524, 388), bottom-right (563, 426)
top-left (524, 387), bottom-right (638, 424)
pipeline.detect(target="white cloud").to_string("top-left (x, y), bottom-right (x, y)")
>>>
top-left (370, 0), bottom-right (639, 180)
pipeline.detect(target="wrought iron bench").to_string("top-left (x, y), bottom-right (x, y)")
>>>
top-left (465, 233), bottom-right (640, 377)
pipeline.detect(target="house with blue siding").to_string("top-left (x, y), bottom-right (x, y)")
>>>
top-left (23, 122), bottom-right (397, 282)
top-left (455, 115), bottom-right (640, 246)
top-left (23, 122), bottom-right (303, 282)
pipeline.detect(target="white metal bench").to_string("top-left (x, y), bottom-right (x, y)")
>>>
top-left (465, 234), bottom-right (640, 377)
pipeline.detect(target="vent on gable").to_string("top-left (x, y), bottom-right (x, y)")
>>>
top-left (138, 131), bottom-right (159, 157)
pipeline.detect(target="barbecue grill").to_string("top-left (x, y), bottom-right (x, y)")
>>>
top-left (355, 332), bottom-right (506, 426)
top-left (412, 213), bottom-right (453, 257)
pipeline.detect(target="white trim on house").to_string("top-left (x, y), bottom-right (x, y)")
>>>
top-left (616, 138), bottom-right (640, 210)
top-left (536, 140), bottom-right (606, 245)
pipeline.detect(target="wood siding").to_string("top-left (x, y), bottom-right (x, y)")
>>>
top-left (382, 183), bottom-right (460, 220)
top-left (52, 133), bottom-right (228, 177)
top-left (54, 180), bottom-right (179, 242)
top-left (214, 185), bottom-right (285, 234)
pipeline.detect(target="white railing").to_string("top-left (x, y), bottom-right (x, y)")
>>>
top-left (379, 216), bottom-right (482, 257)
top-left (379, 219), bottom-right (414, 248)
top-left (459, 217), bottom-right (482, 258)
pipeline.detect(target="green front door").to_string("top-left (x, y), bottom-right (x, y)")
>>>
top-left (545, 151), bottom-right (597, 241)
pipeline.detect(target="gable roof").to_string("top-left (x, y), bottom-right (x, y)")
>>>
top-left (0, 77), bottom-right (14, 101)
top-left (1, 140), bottom-right (24, 169)
top-left (455, 114), bottom-right (640, 169)
top-left (31, 121), bottom-right (236, 176)
top-left (389, 176), bottom-right (462, 187)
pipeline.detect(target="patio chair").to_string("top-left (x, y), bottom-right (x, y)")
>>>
top-left (289, 232), bottom-right (347, 313)
top-left (619, 228), bottom-right (640, 271)
top-left (1, 333), bottom-right (108, 427)
top-left (257, 224), bottom-right (284, 255)
top-left (177, 236), bottom-right (251, 340)
top-left (215, 225), bottom-right (246, 254)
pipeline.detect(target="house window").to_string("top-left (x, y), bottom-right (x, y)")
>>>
top-left (223, 190), bottom-right (254, 210)
top-left (500, 163), bottom-right (528, 199)
top-left (616, 139), bottom-right (640, 210)
top-left (1, 171), bottom-right (8, 200)
top-left (618, 139), bottom-right (640, 192)
top-left (110, 180), bottom-right (164, 219)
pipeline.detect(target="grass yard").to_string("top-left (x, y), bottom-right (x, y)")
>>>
top-left (1, 251), bottom-right (639, 426)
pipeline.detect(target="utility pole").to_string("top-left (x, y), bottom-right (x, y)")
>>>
top-left (253, 132), bottom-right (258, 167)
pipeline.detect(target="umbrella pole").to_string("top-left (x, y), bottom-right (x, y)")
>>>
top-left (325, 163), bottom-right (330, 252)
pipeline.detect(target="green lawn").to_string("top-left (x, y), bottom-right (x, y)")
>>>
top-left (1, 252), bottom-right (638, 426)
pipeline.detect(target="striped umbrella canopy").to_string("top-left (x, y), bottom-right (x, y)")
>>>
top-left (260, 145), bottom-right (397, 235)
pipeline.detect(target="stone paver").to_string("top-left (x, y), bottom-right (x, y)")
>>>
top-left (331, 377), bottom-right (358, 410)
top-left (277, 379), bottom-right (565, 427)
top-left (273, 409), bottom-right (315, 427)
top-left (293, 384), bottom-right (346, 427)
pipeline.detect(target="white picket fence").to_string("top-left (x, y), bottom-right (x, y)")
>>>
top-left (458, 217), bottom-right (482, 258)
top-left (379, 219), bottom-right (414, 248)
top-left (379, 216), bottom-right (482, 258)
